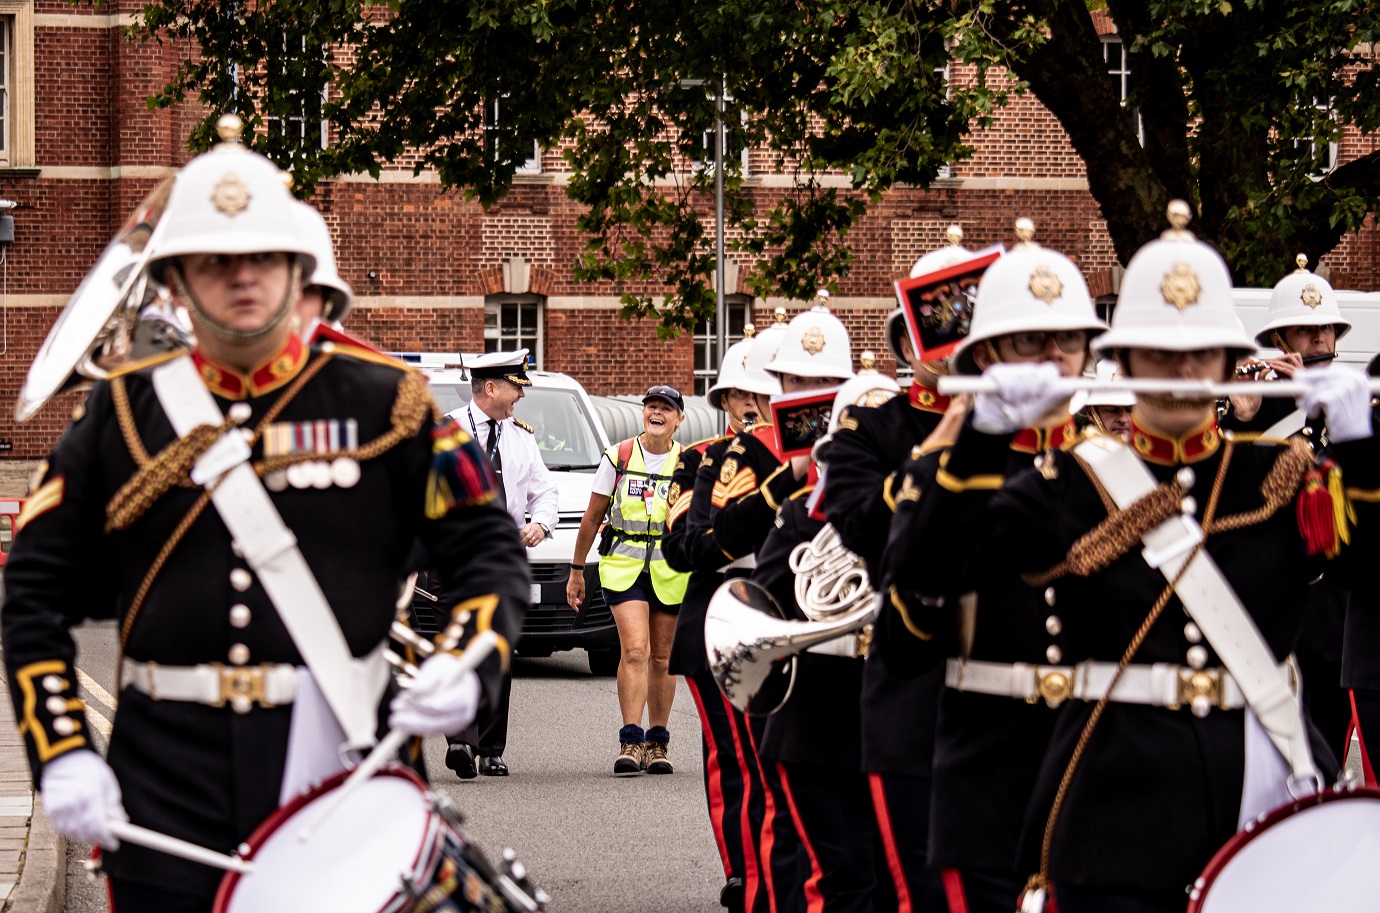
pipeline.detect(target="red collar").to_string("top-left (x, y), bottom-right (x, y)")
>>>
top-left (1011, 418), bottom-right (1078, 454)
top-left (192, 334), bottom-right (308, 400)
top-left (909, 381), bottom-right (951, 414)
top-left (1129, 416), bottom-right (1221, 466)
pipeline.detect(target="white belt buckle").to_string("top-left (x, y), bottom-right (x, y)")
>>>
top-left (1140, 517), bottom-right (1203, 570)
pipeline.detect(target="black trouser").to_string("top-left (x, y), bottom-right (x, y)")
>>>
top-left (687, 671), bottom-right (758, 898)
top-left (1053, 884), bottom-right (1186, 913)
top-left (777, 762), bottom-right (877, 913)
top-left (452, 666), bottom-right (511, 756)
top-left (939, 867), bottom-right (1024, 913)
top-left (1352, 687), bottom-right (1380, 781)
top-left (110, 876), bottom-right (211, 913)
top-left (748, 719), bottom-right (805, 913)
top-left (868, 773), bottom-right (948, 913)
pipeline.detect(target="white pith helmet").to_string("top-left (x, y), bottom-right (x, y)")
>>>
top-left (292, 201), bottom-right (354, 322)
top-left (1071, 358), bottom-right (1135, 413)
top-left (953, 219), bottom-right (1105, 375)
top-left (888, 225), bottom-right (973, 366)
top-left (708, 326), bottom-right (761, 411)
top-left (813, 352), bottom-right (901, 462)
top-left (1093, 201), bottom-right (1254, 356)
top-left (765, 291), bottom-right (856, 381)
top-left (1255, 253), bottom-right (1351, 349)
top-left (147, 115), bottom-right (316, 284)
top-left (739, 307), bottom-right (788, 398)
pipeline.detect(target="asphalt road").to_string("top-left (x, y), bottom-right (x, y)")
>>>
top-left (60, 621), bottom-right (721, 913)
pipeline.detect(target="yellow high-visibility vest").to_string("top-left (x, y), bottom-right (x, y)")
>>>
top-left (598, 438), bottom-right (689, 605)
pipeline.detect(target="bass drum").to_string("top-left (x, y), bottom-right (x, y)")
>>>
top-left (214, 765), bottom-right (547, 913)
top-left (1188, 785), bottom-right (1380, 913)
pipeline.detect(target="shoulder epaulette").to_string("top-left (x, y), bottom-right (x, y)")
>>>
top-left (514, 418), bottom-right (535, 434)
top-left (106, 348), bottom-right (187, 379)
top-left (323, 341), bottom-right (414, 372)
top-left (688, 432), bottom-right (733, 453)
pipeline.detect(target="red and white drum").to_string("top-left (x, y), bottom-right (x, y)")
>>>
top-left (214, 765), bottom-right (544, 913)
top-left (1188, 785), bottom-right (1380, 912)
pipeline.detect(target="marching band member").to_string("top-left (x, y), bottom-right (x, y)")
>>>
top-left (880, 219), bottom-right (1104, 913)
top-left (1344, 354), bottom-right (1380, 781)
top-left (664, 325), bottom-right (778, 913)
top-left (1221, 257), bottom-right (1355, 759)
top-left (897, 203), bottom-right (1370, 913)
top-left (824, 232), bottom-right (974, 912)
top-left (1073, 360), bottom-right (1133, 442)
top-left (2, 118), bottom-right (529, 912)
top-left (752, 367), bottom-right (896, 913)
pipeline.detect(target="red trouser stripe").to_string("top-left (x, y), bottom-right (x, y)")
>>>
top-left (940, 868), bottom-right (968, 913)
top-left (1350, 689), bottom-right (1377, 785)
top-left (723, 693), bottom-right (764, 913)
top-left (745, 715), bottom-right (780, 913)
top-left (869, 772), bottom-right (914, 913)
top-left (687, 676), bottom-right (733, 879)
top-left (777, 762), bottom-right (825, 913)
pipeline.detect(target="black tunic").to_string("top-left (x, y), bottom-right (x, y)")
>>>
top-left (2, 341), bottom-right (529, 894)
top-left (823, 386), bottom-right (949, 777)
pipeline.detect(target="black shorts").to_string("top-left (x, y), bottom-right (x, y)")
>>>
top-left (603, 572), bottom-right (679, 615)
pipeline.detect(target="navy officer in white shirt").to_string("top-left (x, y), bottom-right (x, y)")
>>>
top-left (444, 349), bottom-right (558, 776)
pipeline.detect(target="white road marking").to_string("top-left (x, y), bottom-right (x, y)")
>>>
top-left (75, 666), bottom-right (114, 741)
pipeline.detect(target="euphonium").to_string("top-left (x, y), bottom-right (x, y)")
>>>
top-left (705, 524), bottom-right (880, 716)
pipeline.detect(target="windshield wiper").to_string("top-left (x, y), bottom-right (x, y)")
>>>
top-left (549, 463), bottom-right (600, 471)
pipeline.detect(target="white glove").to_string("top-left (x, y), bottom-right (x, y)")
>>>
top-left (971, 362), bottom-right (1069, 435)
top-left (388, 653), bottom-right (482, 736)
top-left (1297, 365), bottom-right (1373, 443)
top-left (40, 749), bottom-right (126, 849)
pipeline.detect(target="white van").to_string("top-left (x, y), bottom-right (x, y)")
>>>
top-left (397, 354), bottom-right (620, 675)
top-left (1232, 288), bottom-right (1380, 368)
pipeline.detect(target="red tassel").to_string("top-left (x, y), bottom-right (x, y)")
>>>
top-left (1297, 466), bottom-right (1337, 557)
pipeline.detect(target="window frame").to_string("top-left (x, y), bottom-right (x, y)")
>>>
top-left (263, 32), bottom-right (329, 152)
top-left (484, 293), bottom-right (545, 369)
top-left (485, 98), bottom-right (542, 175)
top-left (692, 295), bottom-right (753, 396)
top-left (1101, 36), bottom-right (1144, 146)
top-left (0, 2), bottom-right (32, 168)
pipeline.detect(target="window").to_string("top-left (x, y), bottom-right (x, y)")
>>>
top-left (1294, 96), bottom-right (1338, 180)
top-left (1102, 38), bottom-right (1143, 145)
top-left (485, 294), bottom-right (543, 367)
top-left (485, 98), bottom-right (541, 175)
top-left (264, 33), bottom-right (328, 151)
top-left (693, 296), bottom-right (752, 396)
top-left (692, 94), bottom-right (750, 177)
top-left (0, 3), bottom-right (33, 168)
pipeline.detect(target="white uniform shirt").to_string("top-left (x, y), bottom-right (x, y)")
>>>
top-left (452, 401), bottom-right (559, 535)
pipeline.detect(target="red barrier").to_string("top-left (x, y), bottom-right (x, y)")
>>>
top-left (0, 498), bottom-right (24, 567)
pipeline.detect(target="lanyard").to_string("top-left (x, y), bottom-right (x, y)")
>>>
top-left (466, 405), bottom-right (502, 461)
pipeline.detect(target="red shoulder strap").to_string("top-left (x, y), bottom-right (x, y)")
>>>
top-left (612, 436), bottom-right (637, 487)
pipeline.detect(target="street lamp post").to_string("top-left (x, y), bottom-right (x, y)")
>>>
top-left (679, 77), bottom-right (728, 382)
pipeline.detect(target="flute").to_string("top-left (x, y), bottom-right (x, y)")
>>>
top-left (1235, 352), bottom-right (1338, 376)
top-left (937, 375), bottom-right (1380, 399)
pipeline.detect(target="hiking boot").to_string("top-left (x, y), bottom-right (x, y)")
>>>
top-left (644, 740), bottom-right (673, 774)
top-left (614, 740), bottom-right (645, 775)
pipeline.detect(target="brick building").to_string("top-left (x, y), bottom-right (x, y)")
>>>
top-left (0, 2), bottom-right (1376, 458)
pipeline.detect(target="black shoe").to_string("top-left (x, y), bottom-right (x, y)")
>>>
top-left (720, 876), bottom-right (745, 912)
top-left (478, 755), bottom-right (509, 776)
top-left (445, 743), bottom-right (477, 780)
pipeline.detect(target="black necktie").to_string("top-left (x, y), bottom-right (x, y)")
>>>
top-left (487, 418), bottom-right (507, 505)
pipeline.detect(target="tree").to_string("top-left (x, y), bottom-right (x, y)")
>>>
top-left (127, 0), bottom-right (1380, 334)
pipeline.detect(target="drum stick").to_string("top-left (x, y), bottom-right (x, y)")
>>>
top-left (107, 820), bottom-right (254, 873)
top-left (937, 376), bottom-right (1380, 399)
top-left (297, 630), bottom-right (498, 843)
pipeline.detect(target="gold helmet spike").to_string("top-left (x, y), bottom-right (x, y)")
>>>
top-left (216, 113), bottom-right (244, 146)
top-left (811, 288), bottom-right (831, 313)
top-left (1014, 218), bottom-right (1035, 245)
top-left (859, 350), bottom-right (876, 372)
top-left (744, 322), bottom-right (756, 339)
top-left (1295, 253), bottom-right (1309, 273)
top-left (774, 306), bottom-right (788, 325)
top-left (945, 224), bottom-right (964, 246)
top-left (1162, 200), bottom-right (1195, 240)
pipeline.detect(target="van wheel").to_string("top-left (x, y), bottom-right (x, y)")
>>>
top-left (587, 648), bottom-right (620, 676)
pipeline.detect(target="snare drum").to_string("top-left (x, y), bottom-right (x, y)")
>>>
top-left (214, 765), bottom-right (545, 913)
top-left (1188, 785), bottom-right (1380, 913)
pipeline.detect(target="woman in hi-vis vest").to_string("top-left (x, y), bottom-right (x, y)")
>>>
top-left (568, 386), bottom-right (691, 776)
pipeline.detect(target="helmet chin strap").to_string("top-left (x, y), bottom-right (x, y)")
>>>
top-left (168, 258), bottom-right (301, 345)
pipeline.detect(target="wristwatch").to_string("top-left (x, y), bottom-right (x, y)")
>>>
top-left (537, 522), bottom-right (551, 538)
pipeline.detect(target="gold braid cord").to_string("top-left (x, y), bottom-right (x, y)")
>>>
top-left (1025, 437), bottom-right (1312, 589)
top-left (105, 419), bottom-right (239, 533)
top-left (1027, 440), bottom-right (1236, 902)
top-left (110, 377), bottom-right (152, 469)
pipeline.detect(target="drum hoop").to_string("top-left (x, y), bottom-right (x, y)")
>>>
top-left (1186, 785), bottom-right (1380, 912)
top-left (213, 764), bottom-right (434, 913)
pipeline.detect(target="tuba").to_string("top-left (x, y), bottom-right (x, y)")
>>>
top-left (705, 523), bottom-right (879, 715)
top-left (16, 176), bottom-right (177, 421)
